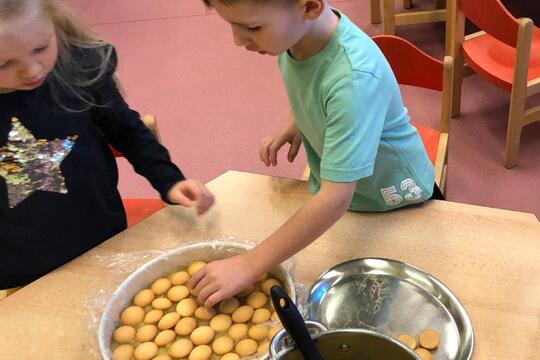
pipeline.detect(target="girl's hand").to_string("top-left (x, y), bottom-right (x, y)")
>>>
top-left (259, 115), bottom-right (302, 167)
top-left (167, 179), bottom-right (215, 215)
top-left (188, 254), bottom-right (260, 307)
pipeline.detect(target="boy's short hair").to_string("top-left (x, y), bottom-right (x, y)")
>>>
top-left (203, 0), bottom-right (297, 7)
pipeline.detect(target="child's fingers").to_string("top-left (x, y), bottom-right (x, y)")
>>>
top-left (169, 189), bottom-right (192, 207)
top-left (188, 267), bottom-right (206, 290)
top-left (196, 194), bottom-right (214, 215)
top-left (201, 186), bottom-right (215, 203)
top-left (204, 290), bottom-right (226, 308)
top-left (269, 140), bottom-right (284, 166)
top-left (259, 139), bottom-right (271, 166)
top-left (194, 185), bottom-right (214, 215)
top-left (184, 181), bottom-right (206, 202)
top-left (259, 147), bottom-right (268, 165)
top-left (287, 137), bottom-right (302, 162)
top-left (192, 275), bottom-right (211, 297)
top-left (197, 282), bottom-right (219, 305)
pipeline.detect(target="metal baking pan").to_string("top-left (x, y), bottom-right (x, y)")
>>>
top-left (98, 241), bottom-right (296, 360)
top-left (307, 258), bottom-right (473, 360)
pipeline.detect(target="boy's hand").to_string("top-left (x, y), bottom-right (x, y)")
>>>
top-left (188, 254), bottom-right (259, 307)
top-left (259, 116), bottom-right (302, 167)
top-left (167, 179), bottom-right (215, 215)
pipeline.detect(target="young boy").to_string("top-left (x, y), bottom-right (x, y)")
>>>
top-left (189, 0), bottom-right (438, 306)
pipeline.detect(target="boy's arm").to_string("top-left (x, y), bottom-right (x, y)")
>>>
top-left (189, 179), bottom-right (356, 307)
top-left (248, 179), bottom-right (356, 274)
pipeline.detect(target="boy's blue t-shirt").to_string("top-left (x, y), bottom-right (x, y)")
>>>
top-left (278, 10), bottom-right (434, 211)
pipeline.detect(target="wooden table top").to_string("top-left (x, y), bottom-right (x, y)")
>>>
top-left (1, 170), bottom-right (539, 359)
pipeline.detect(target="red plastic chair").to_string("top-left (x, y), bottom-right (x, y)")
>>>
top-left (447, 0), bottom-right (540, 168)
top-left (373, 35), bottom-right (454, 193)
top-left (111, 114), bottom-right (165, 227)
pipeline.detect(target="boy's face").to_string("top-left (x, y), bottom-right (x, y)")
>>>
top-left (0, 6), bottom-right (58, 93)
top-left (210, 0), bottom-right (309, 56)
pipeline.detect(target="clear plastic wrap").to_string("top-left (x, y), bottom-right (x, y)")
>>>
top-left (85, 236), bottom-right (306, 360)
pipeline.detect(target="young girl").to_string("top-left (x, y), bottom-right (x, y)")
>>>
top-left (189, 0), bottom-right (443, 307)
top-left (0, 0), bottom-right (214, 294)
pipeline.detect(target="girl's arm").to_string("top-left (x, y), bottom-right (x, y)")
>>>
top-left (189, 179), bottom-right (357, 307)
top-left (91, 48), bottom-right (186, 202)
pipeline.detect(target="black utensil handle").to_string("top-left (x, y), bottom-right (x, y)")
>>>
top-left (270, 285), bottom-right (326, 360)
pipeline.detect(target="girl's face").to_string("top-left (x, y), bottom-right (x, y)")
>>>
top-left (211, 0), bottom-right (309, 56)
top-left (0, 6), bottom-right (58, 93)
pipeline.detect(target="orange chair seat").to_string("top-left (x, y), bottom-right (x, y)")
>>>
top-left (414, 123), bottom-right (441, 165)
top-left (462, 27), bottom-right (540, 92)
top-left (122, 199), bottom-right (165, 227)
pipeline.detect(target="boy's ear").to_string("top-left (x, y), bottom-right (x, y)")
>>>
top-left (301, 0), bottom-right (325, 20)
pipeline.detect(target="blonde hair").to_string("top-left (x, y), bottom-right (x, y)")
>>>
top-left (0, 0), bottom-right (114, 111)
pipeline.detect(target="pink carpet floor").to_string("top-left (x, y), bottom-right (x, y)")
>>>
top-left (66, 0), bottom-right (540, 219)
